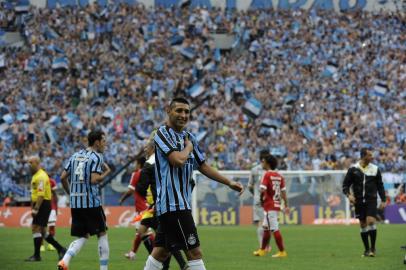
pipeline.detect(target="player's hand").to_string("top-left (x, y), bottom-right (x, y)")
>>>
top-left (185, 135), bottom-right (193, 150)
top-left (31, 208), bottom-right (38, 217)
top-left (348, 194), bottom-right (356, 205)
top-left (228, 180), bottom-right (244, 195)
top-left (379, 201), bottom-right (386, 209)
top-left (283, 207), bottom-right (290, 215)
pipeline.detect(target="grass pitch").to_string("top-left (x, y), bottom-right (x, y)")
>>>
top-left (0, 225), bottom-right (404, 270)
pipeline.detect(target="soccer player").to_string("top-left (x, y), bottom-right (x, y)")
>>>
top-left (136, 133), bottom-right (188, 270)
top-left (58, 130), bottom-right (112, 270)
top-left (118, 156), bottom-right (148, 259)
top-left (342, 148), bottom-right (386, 257)
top-left (143, 97), bottom-right (243, 270)
top-left (253, 154), bottom-right (289, 258)
top-left (25, 156), bottom-right (66, 262)
top-left (41, 177), bottom-right (58, 252)
top-left (248, 149), bottom-right (270, 251)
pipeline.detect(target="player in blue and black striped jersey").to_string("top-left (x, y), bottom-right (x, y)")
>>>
top-left (144, 97), bottom-right (244, 270)
top-left (58, 130), bottom-right (112, 270)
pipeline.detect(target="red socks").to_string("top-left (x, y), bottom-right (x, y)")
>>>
top-left (273, 230), bottom-right (284, 251)
top-left (132, 233), bottom-right (142, 252)
top-left (261, 230), bottom-right (271, 250)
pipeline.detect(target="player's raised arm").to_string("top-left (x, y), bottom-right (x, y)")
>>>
top-left (198, 162), bottom-right (243, 194)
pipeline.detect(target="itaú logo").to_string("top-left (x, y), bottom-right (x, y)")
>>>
top-left (117, 210), bottom-right (137, 228)
top-left (20, 210), bottom-right (33, 227)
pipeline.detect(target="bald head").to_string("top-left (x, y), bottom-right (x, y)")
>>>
top-left (28, 156), bottom-right (41, 173)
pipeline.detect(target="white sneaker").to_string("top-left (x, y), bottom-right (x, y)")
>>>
top-left (124, 251), bottom-right (136, 260)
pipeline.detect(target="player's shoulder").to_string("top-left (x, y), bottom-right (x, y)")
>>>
top-left (34, 169), bottom-right (49, 181)
top-left (268, 170), bottom-right (283, 179)
top-left (88, 150), bottom-right (103, 161)
top-left (156, 125), bottom-right (169, 137)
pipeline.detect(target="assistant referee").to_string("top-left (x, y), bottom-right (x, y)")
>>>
top-left (25, 156), bottom-right (66, 262)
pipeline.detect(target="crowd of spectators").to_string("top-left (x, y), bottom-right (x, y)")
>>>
top-left (0, 3), bottom-right (404, 194)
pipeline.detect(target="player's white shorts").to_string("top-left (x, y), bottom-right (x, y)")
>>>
top-left (253, 203), bottom-right (264, 222)
top-left (48, 209), bottom-right (57, 226)
top-left (262, 210), bottom-right (279, 231)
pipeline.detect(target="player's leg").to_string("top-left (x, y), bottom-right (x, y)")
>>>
top-left (171, 250), bottom-right (188, 270)
top-left (253, 212), bottom-right (270, 256)
top-left (356, 202), bottom-right (370, 257)
top-left (44, 229), bottom-right (65, 258)
top-left (253, 205), bottom-right (264, 248)
top-left (40, 202), bottom-right (65, 258)
top-left (142, 231), bottom-right (155, 254)
top-left (98, 232), bottom-right (109, 270)
top-left (25, 223), bottom-right (43, 261)
top-left (270, 211), bottom-right (287, 258)
top-left (366, 202), bottom-right (378, 257)
top-left (89, 206), bottom-right (110, 270)
top-left (185, 247), bottom-right (205, 270)
top-left (47, 209), bottom-right (57, 251)
top-left (125, 224), bottom-right (148, 260)
top-left (144, 247), bottom-right (170, 270)
top-left (176, 211), bottom-right (205, 270)
top-left (58, 208), bottom-right (88, 270)
top-left (59, 236), bottom-right (89, 269)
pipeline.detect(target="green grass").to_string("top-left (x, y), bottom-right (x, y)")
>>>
top-left (0, 225), bottom-right (404, 270)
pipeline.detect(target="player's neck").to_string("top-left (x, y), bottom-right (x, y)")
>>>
top-left (87, 146), bottom-right (98, 153)
top-left (166, 123), bottom-right (183, 133)
top-left (359, 160), bottom-right (369, 168)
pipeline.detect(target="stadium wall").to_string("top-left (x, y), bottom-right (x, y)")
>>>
top-left (27, 0), bottom-right (400, 12)
top-left (0, 204), bottom-right (405, 227)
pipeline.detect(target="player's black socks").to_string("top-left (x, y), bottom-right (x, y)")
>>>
top-left (368, 225), bottom-right (377, 250)
top-left (360, 227), bottom-right (370, 251)
top-left (142, 235), bottom-right (153, 254)
top-left (172, 250), bottom-right (187, 269)
top-left (34, 235), bottom-right (42, 258)
top-left (45, 234), bottom-right (63, 252)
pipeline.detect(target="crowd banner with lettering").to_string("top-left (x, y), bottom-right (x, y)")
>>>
top-left (26, 0), bottom-right (400, 12)
top-left (0, 207), bottom-right (139, 228)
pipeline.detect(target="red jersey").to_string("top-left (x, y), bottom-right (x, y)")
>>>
top-left (260, 171), bottom-right (286, 211)
top-left (129, 170), bottom-right (148, 212)
top-left (49, 178), bottom-right (58, 210)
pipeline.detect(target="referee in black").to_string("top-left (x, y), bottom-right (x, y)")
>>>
top-left (342, 148), bottom-right (386, 257)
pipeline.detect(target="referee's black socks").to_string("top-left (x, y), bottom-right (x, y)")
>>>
top-left (360, 227), bottom-right (370, 251)
top-left (368, 224), bottom-right (377, 250)
top-left (33, 233), bottom-right (42, 258)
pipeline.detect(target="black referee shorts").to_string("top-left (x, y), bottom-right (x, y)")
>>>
top-left (71, 206), bottom-right (108, 237)
top-left (32, 200), bottom-right (51, 227)
top-left (155, 210), bottom-right (200, 252)
top-left (355, 201), bottom-right (377, 221)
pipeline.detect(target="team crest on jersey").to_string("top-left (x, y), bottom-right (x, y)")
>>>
top-left (187, 234), bottom-right (196, 245)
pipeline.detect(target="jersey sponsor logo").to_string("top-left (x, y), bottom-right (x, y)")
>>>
top-left (187, 234), bottom-right (197, 245)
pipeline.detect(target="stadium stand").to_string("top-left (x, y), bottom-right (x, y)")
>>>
top-left (0, 2), bottom-right (404, 201)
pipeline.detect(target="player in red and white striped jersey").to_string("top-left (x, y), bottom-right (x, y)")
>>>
top-left (253, 154), bottom-right (289, 258)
